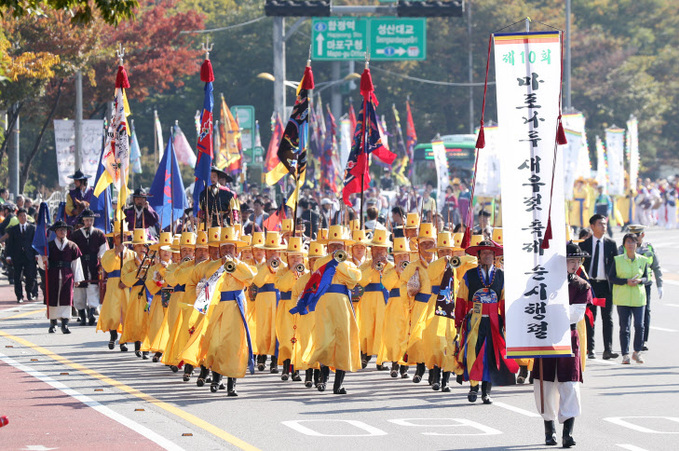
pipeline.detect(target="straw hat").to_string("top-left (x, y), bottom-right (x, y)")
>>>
top-left (49, 220), bottom-right (72, 232)
top-left (254, 231), bottom-right (287, 250)
top-left (318, 228), bottom-right (328, 241)
top-left (465, 239), bottom-right (503, 257)
top-left (452, 232), bottom-right (464, 251)
top-left (281, 218), bottom-right (294, 233)
top-left (105, 221), bottom-right (132, 238)
top-left (151, 231), bottom-right (173, 251)
top-left (251, 232), bottom-right (265, 248)
top-left (349, 219), bottom-right (361, 231)
top-left (369, 228), bottom-right (392, 248)
top-left (221, 226), bottom-right (247, 247)
top-left (391, 237), bottom-right (411, 254)
top-left (207, 227), bottom-right (222, 246)
top-left (405, 213), bottom-right (420, 229)
top-left (319, 224), bottom-right (355, 245)
top-left (195, 231), bottom-right (209, 249)
top-left (180, 231), bottom-right (196, 248)
top-left (417, 223), bottom-right (436, 241)
top-left (352, 229), bottom-right (371, 246)
top-left (308, 241), bottom-right (325, 258)
top-left (131, 229), bottom-right (151, 245)
top-left (492, 228), bottom-right (503, 245)
top-left (285, 236), bottom-right (307, 254)
top-left (170, 235), bottom-right (181, 253)
top-left (437, 231), bottom-right (454, 250)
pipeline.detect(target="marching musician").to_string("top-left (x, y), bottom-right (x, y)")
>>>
top-left (70, 209), bottom-right (107, 326)
top-left (145, 232), bottom-right (174, 362)
top-left (96, 221), bottom-right (134, 351)
top-left (65, 170), bottom-right (93, 227)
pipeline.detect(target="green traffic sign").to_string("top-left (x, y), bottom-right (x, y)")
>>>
top-left (311, 17), bottom-right (426, 61)
top-left (369, 17), bottom-right (426, 61)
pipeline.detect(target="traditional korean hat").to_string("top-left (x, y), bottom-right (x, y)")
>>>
top-left (308, 241), bottom-right (325, 258)
top-left (465, 239), bottom-right (503, 257)
top-left (391, 237), bottom-right (411, 255)
top-left (349, 219), bottom-right (361, 231)
top-left (130, 228), bottom-right (151, 245)
top-left (170, 235), bottom-right (181, 253)
top-left (251, 231), bottom-right (265, 248)
top-left (319, 224), bottom-right (355, 245)
top-left (436, 231), bottom-right (454, 250)
top-left (151, 231), bottom-right (173, 251)
top-left (105, 220), bottom-right (132, 238)
top-left (49, 220), bottom-right (72, 231)
top-left (451, 232), bottom-right (464, 251)
top-left (469, 234), bottom-right (484, 247)
top-left (254, 231), bottom-right (287, 250)
top-left (207, 227), bottom-right (222, 246)
top-left (132, 188), bottom-right (151, 198)
top-left (285, 236), bottom-right (307, 254)
top-left (195, 231), bottom-right (209, 249)
top-left (352, 228), bottom-right (372, 246)
top-left (79, 208), bottom-right (98, 219)
top-left (417, 223), bottom-right (436, 242)
top-left (67, 169), bottom-right (91, 180)
top-left (221, 226), bottom-right (247, 247)
top-left (180, 231), bottom-right (196, 248)
top-left (405, 213), bottom-right (420, 229)
top-left (566, 241), bottom-right (589, 258)
top-left (281, 218), bottom-right (294, 233)
top-left (240, 235), bottom-right (253, 248)
top-left (369, 228), bottom-right (392, 248)
top-left (210, 166), bottom-right (232, 183)
top-left (492, 228), bottom-right (503, 245)
top-left (318, 228), bottom-right (328, 241)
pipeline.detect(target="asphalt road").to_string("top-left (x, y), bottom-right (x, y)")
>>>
top-left (1, 227), bottom-right (678, 451)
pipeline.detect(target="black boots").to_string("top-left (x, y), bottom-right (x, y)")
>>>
top-left (468, 384), bottom-right (479, 403)
top-left (431, 367), bottom-right (442, 391)
top-left (197, 366), bottom-right (210, 387)
top-left (360, 352), bottom-right (371, 369)
top-left (108, 330), bottom-right (118, 350)
top-left (517, 365), bottom-right (529, 384)
top-left (281, 359), bottom-right (291, 381)
top-left (227, 377), bottom-right (238, 396)
top-left (481, 381), bottom-right (493, 404)
top-left (61, 318), bottom-right (71, 334)
top-left (413, 363), bottom-right (426, 383)
top-left (152, 352), bottom-right (162, 363)
top-left (562, 418), bottom-right (576, 448)
top-left (134, 341), bottom-right (142, 357)
top-left (88, 308), bottom-right (97, 326)
top-left (400, 365), bottom-right (409, 379)
top-left (544, 420), bottom-right (557, 446)
top-left (256, 355), bottom-right (266, 371)
top-left (333, 369), bottom-right (347, 394)
top-left (183, 364), bottom-right (194, 381)
top-left (390, 362), bottom-right (399, 377)
top-left (304, 369), bottom-right (314, 388)
top-left (270, 355), bottom-right (278, 374)
top-left (210, 371), bottom-right (222, 393)
top-left (78, 309), bottom-right (87, 326)
top-left (317, 366), bottom-right (330, 392)
top-left (48, 319), bottom-right (57, 334)
top-left (441, 372), bottom-right (451, 392)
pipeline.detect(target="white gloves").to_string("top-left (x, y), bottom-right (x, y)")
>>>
top-left (658, 287), bottom-right (663, 300)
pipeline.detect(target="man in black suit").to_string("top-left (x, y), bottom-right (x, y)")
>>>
top-left (581, 213), bottom-right (620, 360)
top-left (5, 208), bottom-right (38, 303)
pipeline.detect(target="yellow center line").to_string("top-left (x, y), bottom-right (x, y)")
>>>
top-left (0, 330), bottom-right (260, 451)
top-left (0, 307), bottom-right (46, 320)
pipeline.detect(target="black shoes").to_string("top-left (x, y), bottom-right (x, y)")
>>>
top-left (481, 381), bottom-right (492, 404)
top-left (412, 363), bottom-right (425, 383)
top-left (333, 370), bottom-right (347, 394)
top-left (390, 362), bottom-right (399, 378)
top-left (227, 377), bottom-right (238, 396)
top-left (317, 366), bottom-right (330, 392)
top-left (562, 418), bottom-right (576, 448)
top-left (152, 352), bottom-right (162, 363)
top-left (304, 369), bottom-right (314, 388)
top-left (88, 308), bottom-right (97, 326)
top-left (120, 343), bottom-right (128, 352)
top-left (270, 356), bottom-right (279, 374)
top-left (400, 365), bottom-right (409, 379)
top-left (517, 365), bottom-right (528, 384)
top-left (197, 366), bottom-right (209, 387)
top-left (61, 319), bottom-right (71, 334)
top-left (431, 367), bottom-right (441, 391)
top-left (544, 420), bottom-right (557, 446)
top-left (441, 372), bottom-right (451, 392)
top-left (587, 351), bottom-right (596, 359)
top-left (108, 330), bottom-right (118, 350)
top-left (78, 309), bottom-right (87, 326)
top-left (602, 350), bottom-right (619, 360)
top-left (48, 319), bottom-right (57, 334)
top-left (17, 299), bottom-right (24, 304)
top-left (183, 364), bottom-right (194, 382)
top-left (468, 387), bottom-right (478, 403)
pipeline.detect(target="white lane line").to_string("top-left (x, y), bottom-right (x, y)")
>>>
top-left (0, 353), bottom-right (184, 451)
top-left (617, 445), bottom-right (649, 451)
top-left (664, 280), bottom-right (679, 286)
top-left (650, 326), bottom-right (677, 332)
top-left (493, 401), bottom-right (541, 418)
top-left (665, 304), bottom-right (679, 307)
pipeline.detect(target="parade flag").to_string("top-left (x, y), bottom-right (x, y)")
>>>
top-left (289, 258), bottom-right (340, 315)
top-left (263, 203), bottom-right (286, 231)
top-left (626, 116), bottom-right (639, 191)
top-left (348, 103), bottom-right (357, 137)
top-left (322, 106), bottom-right (340, 193)
top-left (493, 31), bottom-right (571, 358)
top-left (265, 63), bottom-right (314, 188)
top-left (265, 113), bottom-right (284, 173)
top-left (432, 140), bottom-right (449, 213)
top-left (173, 123), bottom-right (197, 168)
top-left (154, 110), bottom-right (164, 163)
top-left (606, 126), bottom-right (625, 196)
top-left (150, 132), bottom-right (188, 229)
top-left (405, 100), bottom-right (417, 162)
top-left (474, 125), bottom-right (501, 196)
top-left (55, 201), bottom-right (66, 222)
top-left (342, 67), bottom-right (396, 206)
top-left (31, 202), bottom-right (52, 256)
top-left (220, 94), bottom-right (243, 171)
top-left (90, 122), bottom-right (112, 234)
top-left (129, 120), bottom-right (142, 174)
top-left (559, 113), bottom-right (588, 200)
top-left (192, 57), bottom-right (215, 217)
top-left (391, 104), bottom-right (410, 186)
top-left (595, 135), bottom-right (607, 189)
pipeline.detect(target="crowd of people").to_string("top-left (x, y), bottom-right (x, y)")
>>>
top-left (0, 166), bottom-right (667, 448)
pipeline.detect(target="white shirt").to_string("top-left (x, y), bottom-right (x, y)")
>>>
top-left (590, 237), bottom-right (606, 280)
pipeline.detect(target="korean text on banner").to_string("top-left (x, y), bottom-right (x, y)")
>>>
top-left (432, 140), bottom-right (449, 212)
top-left (605, 127), bottom-right (625, 196)
top-left (494, 31), bottom-right (571, 358)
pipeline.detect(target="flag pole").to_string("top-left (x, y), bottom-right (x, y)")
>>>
top-left (44, 210), bottom-right (50, 320)
top-left (170, 126), bottom-right (175, 235)
top-left (360, 54), bottom-right (370, 230)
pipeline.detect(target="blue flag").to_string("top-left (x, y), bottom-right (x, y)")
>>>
top-left (55, 201), bottom-right (66, 223)
top-left (32, 202), bottom-right (52, 256)
top-left (150, 132), bottom-right (188, 230)
top-left (129, 120), bottom-right (143, 174)
top-left (90, 121), bottom-right (112, 233)
top-left (192, 63), bottom-right (214, 217)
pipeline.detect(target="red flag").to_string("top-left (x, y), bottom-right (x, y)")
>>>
top-left (348, 104), bottom-right (357, 137)
top-left (266, 113), bottom-right (284, 172)
top-left (263, 204), bottom-right (286, 231)
top-left (405, 100), bottom-right (417, 161)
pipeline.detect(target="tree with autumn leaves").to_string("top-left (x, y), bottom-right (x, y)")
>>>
top-left (0, 0), bottom-right (204, 192)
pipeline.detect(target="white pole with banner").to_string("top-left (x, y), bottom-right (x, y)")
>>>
top-left (494, 30), bottom-right (571, 359)
top-left (626, 116), bottom-right (639, 191)
top-left (605, 126), bottom-right (625, 196)
top-left (432, 139), bottom-right (449, 213)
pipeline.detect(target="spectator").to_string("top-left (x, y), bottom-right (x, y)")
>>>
top-left (364, 206), bottom-right (382, 231)
top-left (4, 208), bottom-right (38, 303)
top-left (251, 199), bottom-right (269, 229)
top-left (0, 188), bottom-right (8, 204)
top-left (391, 206), bottom-right (405, 238)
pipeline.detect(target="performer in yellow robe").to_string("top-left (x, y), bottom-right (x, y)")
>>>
top-left (119, 229), bottom-right (153, 358)
top-left (145, 232), bottom-right (173, 361)
top-left (404, 213), bottom-right (420, 261)
top-left (357, 229), bottom-right (393, 370)
top-left (377, 236), bottom-right (412, 378)
top-left (96, 221), bottom-right (134, 351)
top-left (160, 232), bottom-right (195, 369)
top-left (149, 234), bottom-right (182, 362)
top-left (247, 231), bottom-right (266, 359)
top-left (252, 231), bottom-right (288, 373)
top-left (290, 241), bottom-right (325, 388)
top-left (299, 225), bottom-right (362, 394)
top-left (569, 178), bottom-right (590, 230)
top-left (274, 236), bottom-right (307, 382)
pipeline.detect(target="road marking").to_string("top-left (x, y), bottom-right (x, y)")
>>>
top-left (494, 401), bottom-right (541, 418)
top-left (282, 420), bottom-right (388, 437)
top-left (665, 304), bottom-right (679, 308)
top-left (617, 445), bottom-right (649, 451)
top-left (650, 326), bottom-right (677, 332)
top-left (0, 308), bottom-right (46, 320)
top-left (0, 352), bottom-right (183, 451)
top-left (587, 358), bottom-right (618, 365)
top-left (387, 418), bottom-right (502, 436)
top-left (0, 330), bottom-right (260, 451)
top-left (664, 280), bottom-right (679, 286)
top-left (605, 416), bottom-right (679, 434)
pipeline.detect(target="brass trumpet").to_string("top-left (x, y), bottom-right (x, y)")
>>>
top-left (224, 259), bottom-right (237, 273)
top-left (334, 249), bottom-right (347, 263)
top-left (374, 260), bottom-right (386, 271)
top-left (181, 255), bottom-right (194, 263)
top-left (294, 263), bottom-right (306, 273)
top-left (450, 256), bottom-right (461, 268)
top-left (400, 261), bottom-right (410, 270)
top-left (270, 258), bottom-right (281, 269)
top-left (499, 256), bottom-right (504, 265)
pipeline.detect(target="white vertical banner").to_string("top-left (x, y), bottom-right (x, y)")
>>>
top-left (595, 135), bottom-right (607, 188)
top-left (340, 117), bottom-right (351, 169)
top-left (494, 31), bottom-right (571, 358)
top-left (626, 116), bottom-right (639, 191)
top-left (475, 125), bottom-right (501, 196)
top-left (605, 127), bottom-right (625, 195)
top-left (431, 140), bottom-right (449, 212)
top-left (560, 113), bottom-right (587, 200)
top-left (54, 119), bottom-right (104, 187)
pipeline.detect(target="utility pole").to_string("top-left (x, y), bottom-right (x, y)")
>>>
top-left (75, 70), bottom-right (83, 170)
top-left (273, 16), bottom-right (286, 121)
top-left (9, 104), bottom-right (19, 198)
top-left (565, 0), bottom-right (572, 110)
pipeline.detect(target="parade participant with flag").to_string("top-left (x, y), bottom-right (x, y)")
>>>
top-left (356, 229), bottom-right (393, 370)
top-left (119, 229), bottom-right (154, 359)
top-left (377, 236), bottom-right (412, 379)
top-left (97, 221), bottom-right (134, 351)
top-left (149, 134), bottom-right (188, 233)
top-left (145, 232), bottom-right (174, 362)
top-left (252, 231), bottom-right (287, 373)
top-left (291, 224), bottom-right (362, 394)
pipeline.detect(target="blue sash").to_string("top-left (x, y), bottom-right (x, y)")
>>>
top-left (133, 279), bottom-right (153, 312)
top-left (220, 290), bottom-right (255, 375)
top-left (107, 270), bottom-right (121, 278)
top-left (389, 288), bottom-right (400, 298)
top-left (280, 291), bottom-right (292, 301)
top-left (174, 284), bottom-right (185, 293)
top-left (365, 282), bottom-right (390, 305)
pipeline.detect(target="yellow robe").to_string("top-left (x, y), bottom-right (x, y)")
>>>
top-left (203, 259), bottom-right (257, 377)
top-left (161, 260), bottom-right (201, 366)
top-left (290, 272), bottom-right (318, 370)
top-left (119, 255), bottom-right (150, 346)
top-left (377, 266), bottom-right (410, 365)
top-left (252, 263), bottom-right (286, 356)
top-left (569, 185), bottom-right (590, 228)
top-left (275, 267), bottom-right (305, 363)
top-left (401, 258), bottom-right (435, 365)
top-left (157, 262), bottom-right (182, 355)
top-left (357, 260), bottom-right (393, 357)
top-left (97, 248), bottom-right (134, 333)
top-left (145, 262), bottom-right (169, 354)
top-left (302, 256), bottom-right (362, 372)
